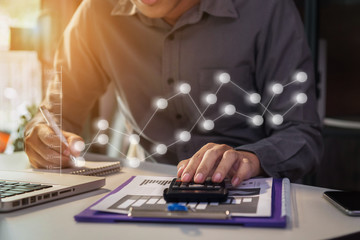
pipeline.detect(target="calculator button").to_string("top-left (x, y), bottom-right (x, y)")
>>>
top-left (188, 184), bottom-right (205, 188)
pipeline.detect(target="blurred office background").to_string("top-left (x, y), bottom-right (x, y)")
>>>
top-left (0, 0), bottom-right (359, 190)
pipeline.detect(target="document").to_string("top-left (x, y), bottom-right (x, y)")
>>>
top-left (91, 176), bottom-right (273, 217)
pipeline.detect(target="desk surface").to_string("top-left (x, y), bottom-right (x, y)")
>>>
top-left (0, 152), bottom-right (359, 240)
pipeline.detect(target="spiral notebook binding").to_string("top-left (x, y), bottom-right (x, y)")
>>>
top-left (70, 162), bottom-right (121, 176)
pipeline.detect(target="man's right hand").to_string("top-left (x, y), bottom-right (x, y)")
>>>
top-left (24, 124), bottom-right (84, 169)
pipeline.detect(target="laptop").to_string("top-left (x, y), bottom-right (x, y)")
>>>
top-left (0, 170), bottom-right (105, 212)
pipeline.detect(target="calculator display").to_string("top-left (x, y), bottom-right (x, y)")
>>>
top-left (163, 178), bottom-right (228, 203)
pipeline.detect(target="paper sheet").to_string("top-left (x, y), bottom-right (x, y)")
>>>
top-left (91, 176), bottom-right (273, 217)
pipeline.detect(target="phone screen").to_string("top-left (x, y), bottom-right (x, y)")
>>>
top-left (324, 191), bottom-right (360, 216)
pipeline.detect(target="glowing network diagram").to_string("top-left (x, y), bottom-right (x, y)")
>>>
top-left (72, 70), bottom-right (309, 168)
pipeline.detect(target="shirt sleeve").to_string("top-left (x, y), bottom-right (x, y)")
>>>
top-left (235, 0), bottom-right (323, 181)
top-left (26, 0), bottom-right (110, 136)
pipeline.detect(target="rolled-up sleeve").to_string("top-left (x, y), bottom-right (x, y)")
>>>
top-left (235, 0), bottom-right (323, 181)
top-left (26, 0), bottom-right (111, 136)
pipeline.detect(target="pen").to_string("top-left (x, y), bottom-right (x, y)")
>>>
top-left (39, 106), bottom-right (77, 165)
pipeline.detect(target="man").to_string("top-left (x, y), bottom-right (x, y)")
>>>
top-left (25, 0), bottom-right (323, 186)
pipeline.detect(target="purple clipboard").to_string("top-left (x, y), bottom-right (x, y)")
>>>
top-left (74, 177), bottom-right (287, 228)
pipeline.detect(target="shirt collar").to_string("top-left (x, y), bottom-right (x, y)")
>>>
top-left (199, 0), bottom-right (238, 19)
top-left (111, 0), bottom-right (238, 19)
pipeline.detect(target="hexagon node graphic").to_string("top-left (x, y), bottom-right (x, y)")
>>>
top-left (74, 156), bottom-right (86, 167)
top-left (272, 114), bottom-right (284, 125)
top-left (98, 134), bottom-right (109, 145)
top-left (224, 104), bottom-right (236, 116)
top-left (179, 131), bottom-right (191, 142)
top-left (128, 157), bottom-right (140, 168)
top-left (179, 83), bottom-right (191, 94)
top-left (249, 93), bottom-right (261, 104)
top-left (97, 119), bottom-right (109, 130)
top-left (73, 141), bottom-right (85, 152)
top-left (294, 71), bottom-right (308, 83)
top-left (252, 115), bottom-right (264, 126)
top-left (203, 119), bottom-right (215, 131)
top-left (156, 144), bottom-right (167, 155)
top-left (296, 93), bottom-right (308, 104)
top-left (218, 72), bottom-right (231, 84)
top-left (272, 83), bottom-right (283, 95)
top-left (129, 134), bottom-right (140, 145)
top-left (156, 98), bottom-right (168, 109)
top-left (205, 93), bottom-right (217, 105)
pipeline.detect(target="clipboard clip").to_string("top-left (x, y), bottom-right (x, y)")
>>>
top-left (128, 206), bottom-right (231, 220)
top-left (167, 203), bottom-right (188, 212)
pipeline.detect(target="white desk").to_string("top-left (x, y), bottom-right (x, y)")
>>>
top-left (0, 152), bottom-right (359, 240)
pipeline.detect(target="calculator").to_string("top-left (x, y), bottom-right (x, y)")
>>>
top-left (163, 178), bottom-right (228, 202)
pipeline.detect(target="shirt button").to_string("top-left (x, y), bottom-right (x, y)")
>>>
top-left (167, 78), bottom-right (174, 85)
top-left (168, 34), bottom-right (174, 40)
top-left (175, 114), bottom-right (182, 120)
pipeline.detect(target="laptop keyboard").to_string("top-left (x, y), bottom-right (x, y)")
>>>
top-left (0, 181), bottom-right (52, 199)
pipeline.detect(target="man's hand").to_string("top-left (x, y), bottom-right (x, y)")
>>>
top-left (24, 124), bottom-right (84, 169)
top-left (177, 143), bottom-right (264, 186)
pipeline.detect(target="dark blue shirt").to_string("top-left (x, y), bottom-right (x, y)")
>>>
top-left (32, 0), bottom-right (323, 181)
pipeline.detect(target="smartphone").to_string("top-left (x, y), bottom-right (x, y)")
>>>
top-left (323, 191), bottom-right (360, 216)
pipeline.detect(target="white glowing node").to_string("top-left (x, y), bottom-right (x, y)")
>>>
top-left (128, 157), bottom-right (140, 168)
top-left (272, 83), bottom-right (284, 95)
top-left (97, 119), bottom-right (109, 130)
top-left (203, 120), bottom-right (215, 131)
top-left (295, 71), bottom-right (308, 83)
top-left (252, 115), bottom-right (264, 126)
top-left (205, 94), bottom-right (217, 105)
top-left (129, 134), bottom-right (140, 145)
top-left (272, 114), bottom-right (284, 125)
top-left (249, 93), bottom-right (261, 104)
top-left (4, 87), bottom-right (17, 99)
top-left (218, 72), bottom-right (231, 84)
top-left (97, 134), bottom-right (109, 145)
top-left (156, 98), bottom-right (168, 109)
top-left (179, 131), bottom-right (191, 142)
top-left (74, 156), bottom-right (86, 167)
top-left (179, 83), bottom-right (191, 94)
top-left (73, 141), bottom-right (85, 152)
top-left (296, 93), bottom-right (308, 104)
top-left (224, 104), bottom-right (236, 116)
top-left (156, 144), bottom-right (167, 155)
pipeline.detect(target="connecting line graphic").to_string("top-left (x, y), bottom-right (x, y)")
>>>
top-left (72, 71), bottom-right (309, 165)
top-left (187, 93), bottom-right (205, 121)
top-left (139, 109), bottom-right (158, 136)
top-left (262, 94), bottom-right (276, 117)
top-left (108, 127), bottom-right (130, 137)
top-left (81, 130), bottom-right (101, 158)
top-left (107, 142), bottom-right (128, 159)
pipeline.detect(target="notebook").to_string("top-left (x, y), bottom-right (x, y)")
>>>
top-left (0, 170), bottom-right (105, 212)
top-left (30, 161), bottom-right (121, 176)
